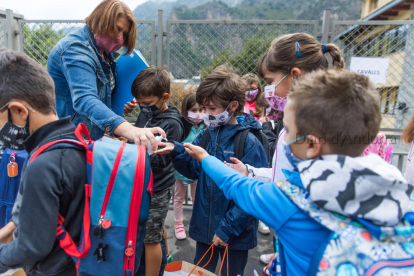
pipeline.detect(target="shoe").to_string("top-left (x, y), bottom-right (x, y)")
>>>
top-left (260, 253), bottom-right (275, 264)
top-left (167, 253), bottom-right (173, 264)
top-left (263, 267), bottom-right (270, 276)
top-left (258, 221), bottom-right (270, 235)
top-left (174, 223), bottom-right (187, 240)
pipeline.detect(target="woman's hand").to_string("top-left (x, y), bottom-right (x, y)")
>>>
top-left (155, 142), bottom-right (175, 155)
top-left (123, 102), bottom-right (138, 114)
top-left (224, 157), bottom-right (248, 176)
top-left (0, 222), bottom-right (15, 244)
top-left (213, 234), bottom-right (228, 247)
top-left (183, 143), bottom-right (209, 162)
top-left (114, 122), bottom-right (166, 151)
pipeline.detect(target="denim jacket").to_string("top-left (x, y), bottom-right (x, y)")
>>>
top-left (47, 25), bottom-right (125, 140)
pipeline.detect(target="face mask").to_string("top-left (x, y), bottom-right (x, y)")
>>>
top-left (187, 111), bottom-right (203, 124)
top-left (203, 103), bottom-right (233, 128)
top-left (94, 34), bottom-right (124, 53)
top-left (245, 89), bottom-right (259, 102)
top-left (282, 135), bottom-right (307, 168)
top-left (0, 108), bottom-right (30, 157)
top-left (139, 97), bottom-right (163, 118)
top-left (267, 108), bottom-right (283, 121)
top-left (264, 75), bottom-right (288, 112)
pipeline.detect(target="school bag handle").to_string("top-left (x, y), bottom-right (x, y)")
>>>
top-left (74, 123), bottom-right (92, 146)
top-left (188, 244), bottom-right (229, 276)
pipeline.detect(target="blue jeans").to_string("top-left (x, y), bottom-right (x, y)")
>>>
top-left (194, 242), bottom-right (249, 276)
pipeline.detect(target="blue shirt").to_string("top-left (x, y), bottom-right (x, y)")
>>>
top-left (201, 156), bottom-right (332, 276)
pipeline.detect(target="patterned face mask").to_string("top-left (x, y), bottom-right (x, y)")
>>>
top-left (266, 108), bottom-right (283, 121)
top-left (264, 75), bottom-right (288, 112)
top-left (245, 89), bottom-right (259, 102)
top-left (202, 103), bottom-right (233, 128)
top-left (0, 109), bottom-right (30, 159)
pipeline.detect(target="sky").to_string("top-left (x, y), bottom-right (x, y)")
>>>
top-left (0, 0), bottom-right (164, 20)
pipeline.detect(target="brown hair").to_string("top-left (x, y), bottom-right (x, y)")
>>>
top-left (131, 66), bottom-right (170, 99)
top-left (257, 33), bottom-right (344, 78)
top-left (242, 73), bottom-right (263, 117)
top-left (402, 114), bottom-right (414, 144)
top-left (0, 49), bottom-right (56, 115)
top-left (85, 0), bottom-right (136, 55)
top-left (288, 69), bottom-right (381, 157)
top-left (181, 92), bottom-right (197, 120)
top-left (196, 65), bottom-right (247, 116)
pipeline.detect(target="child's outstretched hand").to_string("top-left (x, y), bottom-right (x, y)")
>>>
top-left (184, 143), bottom-right (209, 162)
top-left (224, 157), bottom-right (248, 176)
top-left (155, 142), bottom-right (175, 154)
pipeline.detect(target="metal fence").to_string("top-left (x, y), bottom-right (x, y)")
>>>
top-left (331, 20), bottom-right (414, 130)
top-left (166, 20), bottom-right (318, 108)
top-left (18, 20), bottom-right (156, 68)
top-left (0, 19), bottom-right (6, 49)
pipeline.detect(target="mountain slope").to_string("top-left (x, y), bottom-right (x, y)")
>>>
top-left (133, 0), bottom-right (240, 21)
top-left (169, 0), bottom-right (363, 21)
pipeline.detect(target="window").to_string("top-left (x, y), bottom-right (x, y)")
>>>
top-left (380, 88), bottom-right (398, 115)
top-left (371, 0), bottom-right (379, 11)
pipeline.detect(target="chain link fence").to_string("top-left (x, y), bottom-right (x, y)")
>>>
top-left (19, 20), bottom-right (156, 68)
top-left (331, 21), bottom-right (414, 130)
top-left (166, 20), bottom-right (318, 109)
top-left (0, 19), bottom-right (6, 48)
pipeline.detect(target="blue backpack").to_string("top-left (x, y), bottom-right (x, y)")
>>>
top-left (0, 149), bottom-right (28, 228)
top-left (29, 124), bottom-right (153, 276)
top-left (273, 179), bottom-right (414, 276)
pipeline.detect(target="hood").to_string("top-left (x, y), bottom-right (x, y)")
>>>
top-left (206, 113), bottom-right (262, 142)
top-left (152, 106), bottom-right (192, 139)
top-left (297, 154), bottom-right (413, 227)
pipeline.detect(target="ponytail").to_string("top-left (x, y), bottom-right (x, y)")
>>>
top-left (257, 33), bottom-right (345, 77)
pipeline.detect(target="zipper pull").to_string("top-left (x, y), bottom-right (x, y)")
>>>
top-left (125, 240), bottom-right (134, 261)
top-left (94, 216), bottom-right (105, 238)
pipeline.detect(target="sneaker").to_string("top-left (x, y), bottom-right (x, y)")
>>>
top-left (174, 223), bottom-right (187, 240)
top-left (167, 253), bottom-right (173, 264)
top-left (260, 253), bottom-right (275, 264)
top-left (258, 221), bottom-right (270, 235)
top-left (263, 267), bottom-right (270, 276)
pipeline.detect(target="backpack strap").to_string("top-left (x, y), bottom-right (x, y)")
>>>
top-left (29, 136), bottom-right (91, 259)
top-left (234, 129), bottom-right (271, 164)
top-left (234, 129), bottom-right (250, 161)
top-left (200, 129), bottom-right (211, 150)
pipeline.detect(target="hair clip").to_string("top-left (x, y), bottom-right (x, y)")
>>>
top-left (322, 44), bottom-right (328, 54)
top-left (295, 41), bottom-right (301, 57)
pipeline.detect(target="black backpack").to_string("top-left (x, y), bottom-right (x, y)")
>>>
top-left (200, 128), bottom-right (271, 166)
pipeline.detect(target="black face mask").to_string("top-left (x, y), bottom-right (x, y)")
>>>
top-left (0, 109), bottom-right (30, 158)
top-left (139, 97), bottom-right (163, 118)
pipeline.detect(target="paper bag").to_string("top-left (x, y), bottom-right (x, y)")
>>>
top-left (165, 261), bottom-right (217, 276)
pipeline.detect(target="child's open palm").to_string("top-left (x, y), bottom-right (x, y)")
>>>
top-left (184, 143), bottom-right (209, 162)
top-left (224, 157), bottom-right (249, 176)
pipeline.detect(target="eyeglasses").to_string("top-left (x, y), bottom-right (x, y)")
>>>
top-left (0, 102), bottom-right (37, 113)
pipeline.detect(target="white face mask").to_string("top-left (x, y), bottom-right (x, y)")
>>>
top-left (202, 104), bottom-right (233, 128)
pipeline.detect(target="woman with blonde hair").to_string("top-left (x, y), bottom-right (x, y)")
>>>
top-left (47, 0), bottom-right (165, 145)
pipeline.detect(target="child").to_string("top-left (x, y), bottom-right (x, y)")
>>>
top-left (242, 73), bottom-right (263, 121)
top-left (244, 32), bottom-right (344, 194)
top-left (183, 69), bottom-right (412, 276)
top-left (156, 65), bottom-right (268, 276)
top-left (0, 49), bottom-right (88, 275)
top-left (174, 92), bottom-right (204, 240)
top-left (132, 66), bottom-right (192, 276)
